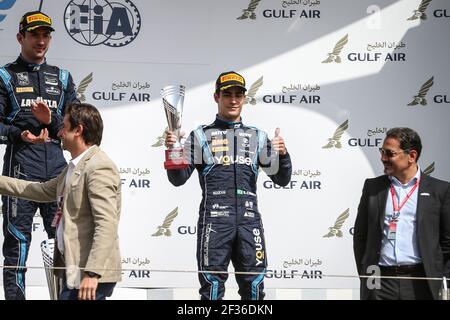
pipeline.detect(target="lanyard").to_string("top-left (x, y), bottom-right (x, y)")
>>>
top-left (51, 165), bottom-right (73, 228)
top-left (389, 178), bottom-right (420, 220)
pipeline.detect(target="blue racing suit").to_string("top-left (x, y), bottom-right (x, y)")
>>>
top-left (167, 116), bottom-right (292, 300)
top-left (0, 55), bottom-right (78, 299)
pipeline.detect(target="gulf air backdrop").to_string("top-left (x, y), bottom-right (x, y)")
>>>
top-left (0, 0), bottom-right (449, 290)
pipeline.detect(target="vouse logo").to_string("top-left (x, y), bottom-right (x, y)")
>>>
top-left (0, 0), bottom-right (16, 24)
top-left (64, 0), bottom-right (141, 47)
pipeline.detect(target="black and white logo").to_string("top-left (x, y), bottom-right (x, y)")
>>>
top-left (17, 72), bottom-right (29, 86)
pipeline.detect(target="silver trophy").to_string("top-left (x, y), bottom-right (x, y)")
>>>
top-left (40, 239), bottom-right (60, 300)
top-left (161, 85), bottom-right (189, 169)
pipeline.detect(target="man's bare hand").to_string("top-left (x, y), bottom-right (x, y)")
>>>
top-left (21, 128), bottom-right (49, 144)
top-left (164, 130), bottom-right (177, 148)
top-left (164, 129), bottom-right (185, 148)
top-left (31, 101), bottom-right (52, 125)
top-left (78, 275), bottom-right (99, 300)
top-left (271, 127), bottom-right (287, 156)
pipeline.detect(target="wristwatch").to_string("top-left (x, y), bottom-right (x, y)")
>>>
top-left (84, 271), bottom-right (100, 278)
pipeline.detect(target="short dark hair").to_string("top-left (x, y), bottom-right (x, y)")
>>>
top-left (65, 103), bottom-right (103, 146)
top-left (386, 127), bottom-right (422, 161)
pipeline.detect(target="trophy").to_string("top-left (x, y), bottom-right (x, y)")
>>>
top-left (161, 85), bottom-right (189, 169)
top-left (40, 239), bottom-right (60, 300)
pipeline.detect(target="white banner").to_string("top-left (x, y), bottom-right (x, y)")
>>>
top-left (0, 0), bottom-right (449, 290)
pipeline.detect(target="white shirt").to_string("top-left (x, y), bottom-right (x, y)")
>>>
top-left (379, 167), bottom-right (422, 266)
top-left (56, 146), bottom-right (95, 254)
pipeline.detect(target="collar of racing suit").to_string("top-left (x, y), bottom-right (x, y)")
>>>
top-left (17, 54), bottom-right (47, 71)
top-left (214, 114), bottom-right (243, 129)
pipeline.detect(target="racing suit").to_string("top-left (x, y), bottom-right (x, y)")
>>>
top-left (0, 55), bottom-right (78, 299)
top-left (167, 116), bottom-right (292, 300)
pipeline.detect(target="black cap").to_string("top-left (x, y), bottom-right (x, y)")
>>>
top-left (215, 71), bottom-right (247, 92)
top-left (19, 11), bottom-right (54, 32)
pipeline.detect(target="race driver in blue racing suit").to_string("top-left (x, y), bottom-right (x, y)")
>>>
top-left (0, 11), bottom-right (78, 300)
top-left (164, 71), bottom-right (292, 300)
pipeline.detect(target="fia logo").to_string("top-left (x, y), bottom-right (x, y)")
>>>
top-left (407, 0), bottom-right (433, 20)
top-left (322, 120), bottom-right (349, 149)
top-left (64, 0), bottom-right (141, 47)
top-left (0, 0), bottom-right (16, 24)
top-left (152, 207), bottom-right (178, 237)
top-left (322, 34), bottom-right (349, 63)
top-left (323, 208), bottom-right (350, 238)
top-left (76, 72), bottom-right (93, 102)
top-left (237, 0), bottom-right (261, 20)
top-left (407, 76), bottom-right (434, 106)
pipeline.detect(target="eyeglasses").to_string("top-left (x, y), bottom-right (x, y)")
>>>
top-left (379, 148), bottom-right (407, 158)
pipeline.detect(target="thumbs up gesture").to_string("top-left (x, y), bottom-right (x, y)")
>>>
top-left (271, 127), bottom-right (287, 156)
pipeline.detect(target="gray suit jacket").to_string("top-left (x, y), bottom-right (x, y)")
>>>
top-left (0, 145), bottom-right (122, 287)
top-left (353, 173), bottom-right (450, 299)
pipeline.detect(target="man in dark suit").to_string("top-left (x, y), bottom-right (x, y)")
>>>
top-left (353, 127), bottom-right (450, 300)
